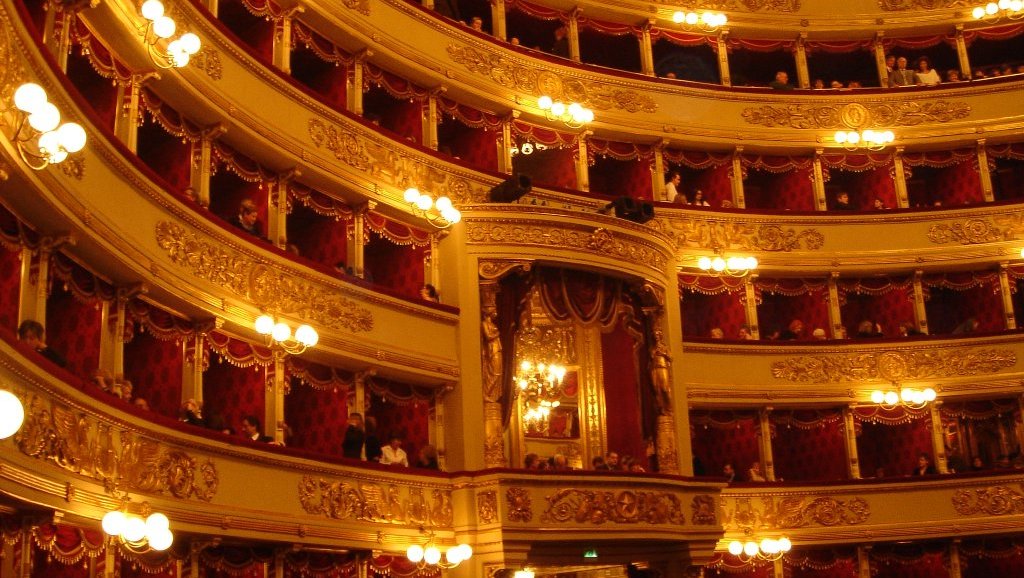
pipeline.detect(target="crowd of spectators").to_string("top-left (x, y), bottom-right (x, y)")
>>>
top-left (703, 315), bottom-right (983, 341)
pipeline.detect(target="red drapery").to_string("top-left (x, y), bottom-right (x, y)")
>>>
top-left (123, 330), bottom-right (184, 420)
top-left (837, 276), bottom-right (915, 337)
top-left (67, 20), bottom-right (126, 130)
top-left (770, 410), bottom-right (848, 481)
top-left (921, 272), bottom-right (1004, 334)
top-left (853, 408), bottom-right (933, 478)
top-left (755, 280), bottom-right (830, 339)
top-left (0, 244), bottom-right (21, 333)
top-left (287, 203), bottom-right (351, 271)
top-left (705, 553), bottom-right (774, 576)
top-left (601, 322), bottom-right (647, 467)
top-left (690, 410), bottom-right (760, 479)
top-left (871, 545), bottom-right (950, 578)
top-left (959, 538), bottom-right (1024, 578)
top-left (203, 333), bottom-right (272, 434)
top-left (784, 548), bottom-right (859, 578)
top-left (285, 376), bottom-right (350, 457)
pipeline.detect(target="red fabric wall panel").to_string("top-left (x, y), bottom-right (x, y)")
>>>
top-left (514, 147), bottom-right (578, 190)
top-left (826, 166), bottom-right (897, 209)
top-left (600, 324), bottom-right (646, 463)
top-left (123, 331), bottom-right (183, 420)
top-left (690, 413), bottom-right (760, 479)
top-left (44, 285), bottom-right (101, 379)
top-left (787, 559), bottom-right (858, 578)
top-left (872, 551), bottom-right (949, 578)
top-left (677, 164), bottom-right (733, 207)
top-left (745, 167), bottom-right (814, 211)
top-left (681, 291), bottom-right (746, 338)
top-left (935, 161), bottom-right (984, 206)
top-left (437, 121), bottom-right (499, 173)
top-left (364, 88), bottom-right (423, 143)
top-left (369, 395), bottom-right (430, 464)
top-left (924, 284), bottom-right (1004, 334)
top-left (770, 419), bottom-right (848, 481)
top-left (757, 290), bottom-right (830, 339)
top-left (840, 288), bottom-right (915, 337)
top-left (960, 550), bottom-right (1024, 577)
top-left (284, 380), bottom-right (349, 457)
top-left (0, 247), bottom-right (21, 332)
top-left (65, 50), bottom-right (118, 131)
top-left (136, 120), bottom-right (193, 195)
top-left (855, 418), bottom-right (933, 477)
top-left (217, 0), bottom-right (274, 63)
top-left (209, 171), bottom-right (268, 238)
top-left (290, 48), bottom-right (348, 111)
top-left (203, 354), bottom-right (267, 437)
top-left (363, 232), bottom-right (426, 299)
top-left (287, 204), bottom-right (349, 270)
top-left (589, 157), bottom-right (654, 200)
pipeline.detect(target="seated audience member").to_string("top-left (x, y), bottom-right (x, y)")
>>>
top-left (914, 56), bottom-right (941, 86)
top-left (723, 463), bottom-right (736, 483)
top-left (811, 328), bottom-right (827, 340)
top-left (468, 16), bottom-right (484, 32)
top-left (884, 54), bottom-right (896, 74)
top-left (830, 80), bottom-right (844, 89)
top-left (233, 199), bottom-right (265, 239)
top-left (663, 72), bottom-right (677, 79)
top-left (417, 445), bottom-right (440, 470)
top-left (747, 461), bottom-right (766, 482)
top-left (709, 327), bottom-right (725, 339)
top-left (1017, 65), bottom-right (1024, 75)
top-left (118, 380), bottom-right (134, 403)
top-left (672, 189), bottom-right (689, 205)
top-left (973, 68), bottom-right (987, 80)
top-left (812, 78), bottom-right (825, 89)
top-left (763, 327), bottom-right (781, 340)
top-left (1000, 64), bottom-right (1013, 76)
top-left (179, 399), bottom-right (205, 426)
top-left (691, 189), bottom-right (711, 207)
top-left (550, 453), bottom-right (569, 470)
top-left (874, 467), bottom-right (886, 478)
top-left (873, 198), bottom-right (889, 210)
top-left (769, 71), bottom-right (794, 90)
top-left (93, 368), bottom-right (115, 393)
top-left (848, 80), bottom-right (863, 88)
top-left (342, 413), bottom-right (366, 459)
top-left (591, 456), bottom-right (607, 470)
top-left (419, 284), bottom-right (440, 302)
top-left (899, 321), bottom-right (922, 336)
top-left (241, 415), bottom-right (274, 443)
top-left (604, 451), bottom-right (621, 471)
top-left (855, 320), bottom-right (883, 338)
top-left (664, 171), bottom-right (682, 203)
top-left (364, 416), bottom-right (383, 462)
top-left (779, 319), bottom-right (804, 340)
top-left (889, 56), bottom-right (915, 87)
top-left (946, 69), bottom-right (962, 82)
top-left (550, 26), bottom-right (570, 58)
top-left (970, 456), bottom-right (986, 471)
top-left (912, 453), bottom-right (937, 476)
top-left (524, 453), bottom-right (542, 469)
top-left (381, 433), bottom-right (410, 466)
top-left (738, 326), bottom-right (754, 340)
top-left (833, 191), bottom-right (856, 210)
top-left (133, 397), bottom-right (150, 411)
top-left (18, 320), bottom-right (67, 368)
top-left (623, 455), bottom-right (646, 473)
top-left (509, 36), bottom-right (520, 46)
top-left (952, 317), bottom-right (980, 335)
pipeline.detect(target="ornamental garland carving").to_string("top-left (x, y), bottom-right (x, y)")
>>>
top-left (467, 224), bottom-right (669, 271)
top-left (189, 48), bottom-right (223, 80)
top-left (308, 118), bottom-right (481, 204)
top-left (952, 485), bottom-right (1024, 516)
top-left (878, 0), bottom-right (971, 10)
top-left (691, 495), bottom-right (717, 525)
top-left (741, 101), bottom-right (970, 129)
top-left (540, 489), bottom-right (686, 525)
top-left (297, 476), bottom-right (453, 527)
top-left (14, 393), bottom-right (218, 501)
top-left (446, 44), bottom-right (657, 114)
top-left (927, 219), bottom-right (1008, 245)
top-left (506, 487), bottom-right (533, 522)
top-left (669, 220), bottom-right (824, 252)
top-left (771, 348), bottom-right (1016, 384)
top-left (723, 496), bottom-right (869, 531)
top-left (155, 221), bottom-right (373, 333)
top-left (650, 0), bottom-right (800, 11)
top-left (477, 491), bottom-right (498, 524)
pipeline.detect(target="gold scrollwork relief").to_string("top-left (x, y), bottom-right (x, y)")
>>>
top-left (478, 260), bottom-right (533, 281)
top-left (952, 485), bottom-right (1024, 516)
top-left (741, 101), bottom-right (970, 129)
top-left (650, 0), bottom-right (800, 10)
top-left (14, 393), bottom-right (218, 501)
top-left (297, 476), bottom-right (453, 527)
top-left (771, 348), bottom-right (1016, 384)
top-left (477, 490), bottom-right (498, 524)
top-left (927, 219), bottom-right (1008, 245)
top-left (446, 44), bottom-right (657, 114)
top-left (189, 48), bottom-right (223, 80)
top-left (155, 221), bottom-right (373, 333)
top-left (540, 489), bottom-right (685, 525)
top-left (878, 0), bottom-right (970, 10)
top-left (467, 224), bottom-right (669, 271)
top-left (691, 495), bottom-right (717, 525)
top-left (723, 496), bottom-right (869, 531)
top-left (506, 487), bottom-right (533, 522)
top-left (669, 220), bottom-right (824, 252)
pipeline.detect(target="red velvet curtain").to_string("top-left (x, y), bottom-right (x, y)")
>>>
top-left (744, 166), bottom-right (815, 211)
top-left (29, 524), bottom-right (106, 578)
top-left (770, 411), bottom-right (848, 481)
top-left (284, 377), bottom-right (349, 457)
top-left (363, 231), bottom-right (427, 299)
top-left (588, 155), bottom-right (654, 200)
top-left (286, 202), bottom-right (351, 270)
top-left (200, 543), bottom-right (273, 578)
top-left (203, 352), bottom-right (268, 436)
top-left (123, 330), bottom-right (183, 420)
top-left (681, 291), bottom-right (746, 339)
top-left (934, 161), bottom-right (985, 206)
top-left (601, 322), bottom-right (646, 466)
top-left (513, 146), bottom-right (579, 190)
top-left (369, 392), bottom-right (430, 465)
top-left (690, 411), bottom-right (760, 479)
top-left (0, 246), bottom-right (21, 333)
top-left (369, 555), bottom-right (440, 577)
top-left (756, 288), bottom-right (830, 339)
top-left (283, 551), bottom-right (359, 578)
top-left (65, 50), bottom-right (119, 131)
top-left (217, 0), bottom-right (275, 63)
top-left (44, 284), bottom-right (102, 379)
top-left (785, 548), bottom-right (859, 578)
top-left (854, 411), bottom-right (933, 478)
top-left (839, 285), bottom-right (915, 337)
top-left (871, 546), bottom-right (950, 578)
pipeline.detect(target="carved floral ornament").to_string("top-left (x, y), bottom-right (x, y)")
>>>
top-left (446, 44), bottom-right (657, 114)
top-left (14, 393), bottom-right (218, 501)
top-left (928, 214), bottom-right (1024, 245)
top-left (651, 0), bottom-right (801, 9)
top-left (297, 476), bottom-right (454, 527)
top-left (952, 485), bottom-right (1024, 516)
top-left (477, 490), bottom-right (498, 524)
top-left (155, 221), bottom-right (373, 333)
top-left (667, 220), bottom-right (824, 252)
top-left (540, 488), bottom-right (687, 525)
top-left (741, 101), bottom-right (971, 130)
top-left (877, 0), bottom-right (971, 10)
top-left (771, 348), bottom-right (1016, 384)
top-left (722, 495), bottom-right (870, 530)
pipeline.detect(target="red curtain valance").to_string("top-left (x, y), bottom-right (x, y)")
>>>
top-left (649, 28), bottom-right (715, 48)
top-left (986, 141), bottom-right (1024, 160)
top-left (537, 268), bottom-right (623, 329)
top-left (237, 0), bottom-right (287, 20)
top-left (212, 142), bottom-right (277, 185)
top-left (784, 548), bottom-right (858, 572)
top-left (742, 154), bottom-right (813, 173)
top-left (576, 15), bottom-right (642, 37)
top-left (587, 138), bottom-right (654, 162)
top-left (364, 212), bottom-right (432, 247)
top-left (959, 537), bottom-right (1024, 560)
top-left (49, 251), bottom-right (116, 304)
top-left (200, 544), bottom-right (275, 574)
top-left (291, 20), bottom-right (354, 66)
top-left (504, 0), bottom-right (567, 21)
top-left (940, 398), bottom-right (1019, 420)
top-left (769, 409), bottom-right (842, 430)
top-left (287, 357), bottom-right (354, 392)
top-left (284, 551), bottom-right (359, 578)
top-left (126, 298), bottom-right (195, 343)
top-left (363, 62), bottom-right (428, 101)
top-left (961, 22), bottom-right (1024, 45)
top-left (690, 409), bottom-right (758, 429)
top-left (288, 182), bottom-right (353, 221)
top-left (511, 120), bottom-right (579, 148)
top-left (369, 555), bottom-right (441, 577)
top-left (921, 270), bottom-right (999, 291)
top-left (852, 405), bottom-right (928, 425)
top-left (901, 149), bottom-right (977, 169)
top-left (31, 524), bottom-right (106, 566)
top-left (820, 152), bottom-right (893, 171)
top-left (365, 376), bottom-right (436, 405)
top-left (206, 331), bottom-right (275, 368)
top-left (837, 275), bottom-right (913, 297)
top-left (437, 97), bottom-right (504, 130)
top-left (678, 274), bottom-right (746, 296)
top-left (803, 39), bottom-right (873, 53)
top-left (755, 277), bottom-right (829, 297)
top-left (704, 552), bottom-right (774, 573)
top-left (141, 90), bottom-right (203, 142)
top-left (881, 33), bottom-right (956, 50)
top-left (71, 19), bottom-right (133, 84)
top-left (726, 37), bottom-right (797, 53)
top-left (663, 148), bottom-right (731, 169)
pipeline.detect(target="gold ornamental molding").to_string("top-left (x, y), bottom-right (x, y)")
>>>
top-left (467, 223), bottom-right (670, 272)
top-left (297, 476), bottom-right (453, 527)
top-left (14, 393), bottom-right (218, 501)
top-left (539, 489), bottom-right (686, 525)
top-left (691, 495), bottom-right (718, 525)
top-left (651, 0), bottom-right (801, 10)
top-left (741, 101), bottom-right (971, 130)
top-left (155, 221), bottom-right (374, 333)
top-left (667, 220), bottom-right (824, 252)
top-left (952, 485), bottom-right (1024, 516)
top-left (477, 490), bottom-right (498, 524)
top-left (927, 215), bottom-right (1024, 245)
top-left (506, 487), bottom-right (533, 522)
top-left (878, 0), bottom-right (970, 10)
top-left (723, 496), bottom-right (870, 531)
top-left (189, 48), bottom-right (223, 80)
top-left (771, 348), bottom-right (1016, 384)
top-left (446, 44), bottom-right (658, 114)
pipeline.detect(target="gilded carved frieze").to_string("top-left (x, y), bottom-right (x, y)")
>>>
top-left (477, 490), bottom-right (498, 524)
top-left (668, 220), bottom-right (824, 252)
top-left (540, 489), bottom-right (686, 525)
top-left (189, 48), bottom-right (223, 80)
top-left (650, 0), bottom-right (801, 10)
top-left (308, 118), bottom-right (481, 204)
top-left (741, 101), bottom-right (970, 130)
top-left (723, 496), bottom-right (869, 531)
top-left (952, 485), bottom-right (1024, 516)
top-left (928, 214), bottom-right (1024, 245)
top-left (691, 495), bottom-right (717, 525)
top-left (14, 393), bottom-right (218, 501)
top-left (297, 476), bottom-right (453, 527)
top-left (155, 221), bottom-right (374, 333)
top-left (878, 0), bottom-right (970, 10)
top-left (446, 44), bottom-right (657, 114)
top-left (506, 487), bottom-right (533, 522)
top-left (467, 223), bottom-right (669, 271)
top-left (771, 348), bottom-right (1016, 384)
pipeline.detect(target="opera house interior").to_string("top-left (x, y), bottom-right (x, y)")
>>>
top-left (3, 0), bottom-right (1024, 576)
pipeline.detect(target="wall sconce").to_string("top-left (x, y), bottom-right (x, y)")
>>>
top-left (139, 0), bottom-right (202, 68)
top-left (102, 509), bottom-right (174, 551)
top-left (510, 141), bottom-right (547, 156)
top-left (672, 10), bottom-right (727, 30)
top-left (972, 0), bottom-right (1024, 20)
top-left (403, 187), bottom-right (462, 228)
top-left (870, 386), bottom-right (936, 410)
top-left (833, 130), bottom-right (895, 151)
top-left (727, 535), bottom-right (791, 562)
top-left (0, 389), bottom-right (25, 439)
top-left (406, 531), bottom-right (473, 569)
top-left (697, 255), bottom-right (758, 277)
top-left (6, 83), bottom-right (87, 170)
top-left (537, 96), bottom-right (594, 128)
top-left (255, 314), bottom-right (318, 354)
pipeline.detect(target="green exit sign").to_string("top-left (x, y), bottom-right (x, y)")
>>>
top-left (583, 549), bottom-right (598, 558)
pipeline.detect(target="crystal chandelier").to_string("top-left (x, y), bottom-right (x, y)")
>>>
top-left (515, 324), bottom-right (571, 424)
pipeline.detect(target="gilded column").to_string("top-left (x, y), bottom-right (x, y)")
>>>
top-left (267, 353), bottom-right (287, 443)
top-left (423, 89), bottom-right (443, 150)
top-left (639, 21), bottom-right (655, 76)
top-left (490, 0), bottom-right (507, 40)
top-left (758, 407), bottom-right (775, 481)
top-left (576, 132), bottom-right (591, 192)
top-left (428, 232), bottom-right (443, 291)
top-left (480, 281), bottom-right (508, 468)
top-left (101, 285), bottom-right (143, 380)
top-left (912, 270), bottom-right (929, 335)
top-left (893, 147), bottom-right (910, 209)
top-left (181, 331), bottom-right (206, 409)
top-left (273, 8), bottom-right (305, 75)
top-left (652, 140), bottom-right (668, 202)
top-left (200, 0), bottom-right (219, 15)
top-left (567, 9), bottom-right (582, 63)
top-left (646, 291), bottom-right (684, 475)
top-left (827, 272), bottom-right (843, 339)
top-left (349, 202), bottom-right (375, 279)
top-left (190, 125), bottom-right (227, 208)
top-left (742, 274), bottom-right (760, 339)
top-left (716, 30), bottom-right (731, 86)
top-left (857, 546), bottom-right (872, 578)
top-left (268, 169), bottom-right (297, 249)
top-left (795, 33), bottom-right (810, 89)
top-left (843, 405), bottom-right (861, 479)
top-left (272, 550), bottom-right (285, 578)
top-left (432, 386), bottom-right (451, 470)
top-left (114, 73), bottom-right (156, 153)
top-left (22, 236), bottom-right (73, 328)
top-left (873, 33), bottom-right (888, 88)
top-left (348, 50), bottom-right (372, 116)
top-left (730, 146), bottom-right (746, 208)
top-left (354, 369), bottom-right (372, 426)
top-left (41, 3), bottom-right (73, 71)
top-left (929, 402), bottom-right (948, 474)
top-left (422, 0), bottom-right (434, 7)
top-left (812, 148), bottom-right (827, 211)
top-left (949, 540), bottom-right (963, 578)
top-left (773, 558), bottom-right (785, 578)
top-left (954, 24), bottom-right (971, 79)
top-left (999, 263), bottom-right (1017, 330)
top-left (498, 115), bottom-right (515, 174)
top-left (977, 139), bottom-right (994, 203)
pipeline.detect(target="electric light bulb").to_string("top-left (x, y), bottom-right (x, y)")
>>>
top-left (672, 11), bottom-right (684, 23)
top-left (847, 132), bottom-right (860, 144)
top-left (48, 149), bottom-right (68, 164)
top-left (923, 388), bottom-right (936, 402)
top-left (999, 0), bottom-right (1010, 8)
top-left (407, 544), bottom-right (424, 563)
top-left (295, 324), bottom-right (318, 347)
top-left (728, 541), bottom-right (743, 556)
top-left (550, 102), bottom-right (566, 116)
top-left (101, 511), bottom-right (126, 536)
top-left (57, 122), bottom-right (86, 153)
top-left (0, 390), bottom-right (24, 439)
top-left (144, 513), bottom-right (170, 537)
top-left (884, 391), bottom-right (899, 406)
top-left (122, 516), bottom-right (147, 542)
top-left (900, 388), bottom-right (913, 402)
top-left (255, 315), bottom-right (275, 334)
top-left (973, 5), bottom-right (986, 17)
top-left (37, 130), bottom-right (62, 157)
top-left (445, 547), bottom-right (463, 565)
top-left (521, 360), bottom-right (532, 371)
top-left (871, 390), bottom-right (884, 404)
top-left (582, 109), bottom-right (594, 123)
top-left (153, 15), bottom-right (176, 39)
top-left (416, 194), bottom-right (433, 211)
top-left (698, 256), bottom-right (712, 270)
top-left (862, 130), bottom-right (876, 142)
top-left (141, 0), bottom-right (165, 20)
top-left (424, 546), bottom-right (442, 565)
top-left (835, 131), bottom-right (848, 144)
top-left (701, 12), bottom-right (713, 23)
top-left (987, 2), bottom-right (999, 14)
top-left (685, 12), bottom-right (699, 25)
top-left (1011, 0), bottom-right (1023, 10)
top-left (404, 187), bottom-right (420, 203)
top-left (760, 538), bottom-right (778, 554)
top-left (272, 322), bottom-right (291, 342)
top-left (179, 32), bottom-right (201, 55)
top-left (13, 83), bottom-right (47, 113)
top-left (711, 257), bottom-right (726, 272)
top-left (743, 541), bottom-right (759, 557)
top-left (435, 196), bottom-right (453, 212)
top-left (28, 102), bottom-right (61, 132)
top-left (457, 544), bottom-right (473, 560)
top-left (746, 257), bottom-right (758, 269)
top-left (514, 571), bottom-right (536, 578)
top-left (148, 528), bottom-right (173, 551)
top-left (778, 537), bottom-right (792, 551)
top-left (538, 95), bottom-right (553, 110)
top-left (520, 142), bottom-right (534, 154)
top-left (171, 50), bottom-right (190, 68)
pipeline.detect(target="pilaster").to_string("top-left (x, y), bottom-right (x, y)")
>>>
top-left (490, 0), bottom-right (507, 40)
top-left (639, 21), bottom-right (655, 76)
top-left (272, 8), bottom-right (305, 75)
top-left (742, 274), bottom-right (760, 339)
top-left (812, 148), bottom-right (827, 211)
top-left (498, 115), bottom-right (515, 174)
top-left (977, 139), bottom-right (994, 202)
top-left (41, 2), bottom-right (74, 71)
top-left (843, 405), bottom-right (861, 479)
top-left (267, 353), bottom-right (286, 443)
top-left (827, 272), bottom-right (842, 339)
top-left (114, 73), bottom-right (157, 154)
top-left (730, 146), bottom-right (745, 208)
top-left (873, 32), bottom-right (888, 88)
top-left (857, 546), bottom-right (872, 578)
top-left (190, 125), bottom-right (227, 208)
top-left (954, 24), bottom-right (971, 79)
top-left (999, 263), bottom-right (1016, 330)
top-left (893, 147), bottom-right (910, 209)
top-left (912, 270), bottom-right (929, 335)
top-left (758, 407), bottom-right (775, 481)
top-left (795, 33), bottom-right (810, 89)
top-left (949, 540), bottom-right (963, 578)
top-left (268, 169), bottom-right (299, 249)
top-left (575, 132), bottom-right (591, 192)
top-left (716, 30), bottom-right (731, 86)
top-left (349, 202), bottom-right (375, 279)
top-left (567, 9), bottom-right (582, 62)
top-left (930, 402), bottom-right (948, 474)
top-left (653, 140), bottom-right (668, 201)
top-left (348, 50), bottom-right (372, 116)
top-left (423, 89), bottom-right (444, 150)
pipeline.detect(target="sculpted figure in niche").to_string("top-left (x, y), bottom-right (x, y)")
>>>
top-left (650, 330), bottom-right (673, 415)
top-left (481, 306), bottom-right (502, 402)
